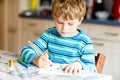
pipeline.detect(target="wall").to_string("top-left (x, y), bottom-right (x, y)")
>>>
top-left (103, 0), bottom-right (113, 14)
top-left (0, 0), bottom-right (4, 49)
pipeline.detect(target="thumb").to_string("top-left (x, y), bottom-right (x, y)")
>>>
top-left (45, 58), bottom-right (53, 66)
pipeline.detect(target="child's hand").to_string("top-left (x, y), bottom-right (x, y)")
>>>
top-left (63, 61), bottom-right (82, 74)
top-left (32, 55), bottom-right (52, 68)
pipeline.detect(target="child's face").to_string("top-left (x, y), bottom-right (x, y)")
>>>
top-left (54, 16), bottom-right (82, 37)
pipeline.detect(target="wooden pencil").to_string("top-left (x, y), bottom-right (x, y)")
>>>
top-left (27, 40), bottom-right (46, 58)
top-left (28, 40), bottom-right (52, 67)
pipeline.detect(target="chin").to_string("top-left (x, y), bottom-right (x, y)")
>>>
top-left (60, 34), bottom-right (67, 37)
top-left (61, 34), bottom-right (70, 37)
top-left (60, 32), bottom-right (71, 37)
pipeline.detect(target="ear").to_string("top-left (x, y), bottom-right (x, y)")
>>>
top-left (78, 17), bottom-right (84, 25)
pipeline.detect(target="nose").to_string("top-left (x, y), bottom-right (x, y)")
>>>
top-left (62, 24), bottom-right (68, 31)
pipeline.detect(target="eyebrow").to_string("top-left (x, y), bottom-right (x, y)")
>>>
top-left (56, 18), bottom-right (78, 23)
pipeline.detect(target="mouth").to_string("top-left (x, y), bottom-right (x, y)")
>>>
top-left (61, 31), bottom-right (68, 34)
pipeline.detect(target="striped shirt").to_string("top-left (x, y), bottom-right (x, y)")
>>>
top-left (21, 27), bottom-right (96, 72)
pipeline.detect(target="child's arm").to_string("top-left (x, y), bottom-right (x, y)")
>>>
top-left (63, 43), bottom-right (96, 74)
top-left (32, 55), bottom-right (52, 68)
top-left (20, 30), bottom-right (50, 64)
top-left (79, 43), bottom-right (96, 72)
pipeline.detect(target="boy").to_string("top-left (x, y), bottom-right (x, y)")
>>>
top-left (21, 0), bottom-right (96, 74)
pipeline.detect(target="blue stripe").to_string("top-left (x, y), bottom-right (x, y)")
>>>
top-left (49, 49), bottom-right (80, 57)
top-left (40, 34), bottom-right (49, 42)
top-left (33, 41), bottom-right (45, 52)
top-left (48, 37), bottom-right (85, 51)
top-left (49, 41), bottom-right (83, 51)
top-left (27, 54), bottom-right (36, 63)
top-left (21, 27), bottom-right (96, 72)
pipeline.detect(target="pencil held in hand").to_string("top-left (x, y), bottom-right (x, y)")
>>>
top-left (27, 40), bottom-right (53, 67)
top-left (28, 40), bottom-right (46, 57)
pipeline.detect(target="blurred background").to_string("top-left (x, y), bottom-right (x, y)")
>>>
top-left (0, 0), bottom-right (120, 80)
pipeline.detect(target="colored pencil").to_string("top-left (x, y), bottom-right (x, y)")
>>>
top-left (28, 40), bottom-right (46, 58)
top-left (28, 40), bottom-right (52, 67)
top-left (17, 59), bottom-right (29, 68)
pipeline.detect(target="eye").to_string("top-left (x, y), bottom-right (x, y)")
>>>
top-left (68, 23), bottom-right (74, 26)
top-left (57, 21), bottom-right (63, 24)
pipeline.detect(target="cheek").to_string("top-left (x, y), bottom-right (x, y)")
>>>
top-left (55, 24), bottom-right (62, 31)
top-left (55, 23), bottom-right (62, 29)
top-left (74, 24), bottom-right (79, 29)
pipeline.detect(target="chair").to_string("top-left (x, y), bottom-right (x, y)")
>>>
top-left (95, 53), bottom-right (106, 73)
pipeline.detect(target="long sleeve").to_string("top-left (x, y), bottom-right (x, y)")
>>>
top-left (20, 30), bottom-right (50, 64)
top-left (80, 41), bottom-right (96, 72)
top-left (20, 27), bottom-right (96, 73)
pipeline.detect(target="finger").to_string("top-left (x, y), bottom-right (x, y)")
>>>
top-left (40, 55), bottom-right (53, 67)
top-left (38, 59), bottom-right (50, 68)
top-left (68, 66), bottom-right (74, 74)
top-left (41, 64), bottom-right (50, 69)
top-left (33, 56), bottom-right (41, 67)
top-left (73, 68), bottom-right (79, 74)
top-left (63, 65), bottom-right (71, 73)
top-left (44, 52), bottom-right (48, 58)
top-left (37, 57), bottom-right (48, 67)
top-left (45, 58), bottom-right (53, 66)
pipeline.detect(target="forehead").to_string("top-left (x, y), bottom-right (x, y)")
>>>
top-left (56, 15), bottom-right (79, 22)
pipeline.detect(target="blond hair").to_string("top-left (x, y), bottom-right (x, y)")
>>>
top-left (52, 0), bottom-right (86, 21)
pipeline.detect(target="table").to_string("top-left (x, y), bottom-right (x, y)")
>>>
top-left (0, 50), bottom-right (113, 80)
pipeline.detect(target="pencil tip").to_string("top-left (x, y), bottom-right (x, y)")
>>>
top-left (50, 64), bottom-right (53, 67)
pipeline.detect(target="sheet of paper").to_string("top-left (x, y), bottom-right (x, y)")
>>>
top-left (38, 63), bottom-right (69, 75)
